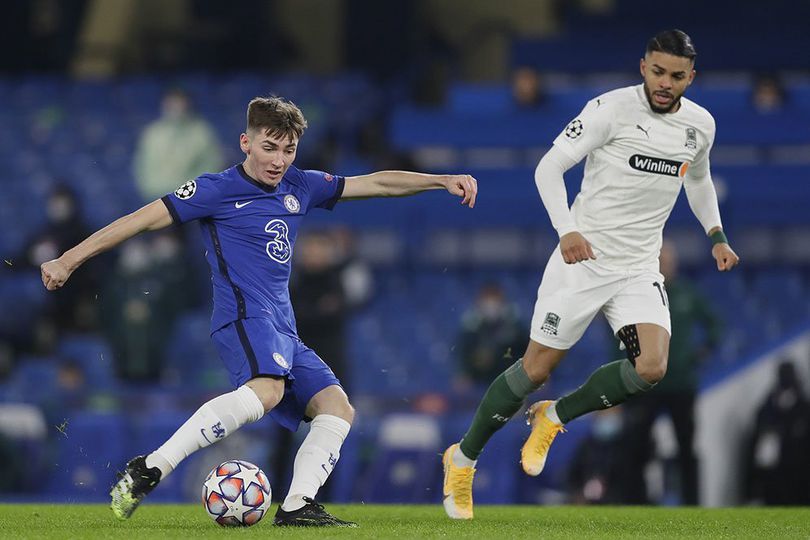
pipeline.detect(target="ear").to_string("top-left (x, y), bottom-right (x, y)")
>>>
top-left (687, 68), bottom-right (696, 86)
top-left (639, 58), bottom-right (646, 78)
top-left (239, 133), bottom-right (250, 154)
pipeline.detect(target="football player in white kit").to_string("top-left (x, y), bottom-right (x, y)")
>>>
top-left (442, 29), bottom-right (739, 519)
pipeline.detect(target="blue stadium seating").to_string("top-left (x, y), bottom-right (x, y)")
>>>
top-left (57, 334), bottom-right (118, 391)
top-left (45, 412), bottom-right (128, 499)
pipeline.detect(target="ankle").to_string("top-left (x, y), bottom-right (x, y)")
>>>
top-left (144, 452), bottom-right (172, 480)
top-left (281, 494), bottom-right (307, 512)
top-left (544, 402), bottom-right (563, 425)
top-left (453, 444), bottom-right (478, 468)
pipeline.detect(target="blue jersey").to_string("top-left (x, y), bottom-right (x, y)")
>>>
top-left (161, 164), bottom-right (345, 335)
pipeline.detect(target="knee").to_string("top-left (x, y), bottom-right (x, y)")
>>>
top-left (246, 377), bottom-right (285, 412)
top-left (339, 401), bottom-right (355, 425)
top-left (522, 356), bottom-right (552, 384)
top-left (634, 354), bottom-right (667, 384)
top-left (521, 343), bottom-right (565, 384)
top-left (321, 399), bottom-right (355, 425)
top-left (309, 386), bottom-right (355, 425)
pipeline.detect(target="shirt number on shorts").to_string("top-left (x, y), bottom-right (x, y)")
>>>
top-left (265, 219), bottom-right (292, 263)
top-left (652, 281), bottom-right (668, 306)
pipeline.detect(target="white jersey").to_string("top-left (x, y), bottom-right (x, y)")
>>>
top-left (553, 84), bottom-right (716, 270)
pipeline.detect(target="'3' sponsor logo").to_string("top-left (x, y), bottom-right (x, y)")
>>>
top-left (265, 219), bottom-right (291, 263)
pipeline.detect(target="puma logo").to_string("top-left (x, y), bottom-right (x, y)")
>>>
top-left (636, 124), bottom-right (650, 138)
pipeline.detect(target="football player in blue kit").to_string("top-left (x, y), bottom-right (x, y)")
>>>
top-left (41, 96), bottom-right (478, 526)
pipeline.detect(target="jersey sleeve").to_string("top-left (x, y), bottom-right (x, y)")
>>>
top-left (301, 169), bottom-right (346, 212)
top-left (552, 97), bottom-right (614, 163)
top-left (685, 117), bottom-right (716, 181)
top-left (160, 176), bottom-right (223, 224)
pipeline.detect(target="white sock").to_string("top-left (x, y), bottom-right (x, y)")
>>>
top-left (452, 444), bottom-right (477, 468)
top-left (145, 385), bottom-right (265, 479)
top-left (545, 401), bottom-right (562, 425)
top-left (281, 414), bottom-right (351, 512)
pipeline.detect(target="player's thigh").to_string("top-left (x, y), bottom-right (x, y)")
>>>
top-left (603, 273), bottom-right (670, 380)
top-left (530, 248), bottom-right (622, 349)
top-left (211, 318), bottom-right (296, 385)
top-left (603, 271), bottom-right (671, 338)
top-left (289, 344), bottom-right (353, 423)
top-left (635, 323), bottom-right (670, 369)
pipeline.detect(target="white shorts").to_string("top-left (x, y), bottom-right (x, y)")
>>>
top-left (530, 247), bottom-right (671, 349)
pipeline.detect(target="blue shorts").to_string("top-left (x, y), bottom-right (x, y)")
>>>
top-left (211, 317), bottom-right (341, 432)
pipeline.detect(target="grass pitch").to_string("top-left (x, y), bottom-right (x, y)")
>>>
top-left (0, 504), bottom-right (808, 539)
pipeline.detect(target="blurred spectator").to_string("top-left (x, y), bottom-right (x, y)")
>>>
top-left (290, 231), bottom-right (351, 389)
top-left (454, 283), bottom-right (527, 394)
top-left (0, 432), bottom-right (24, 491)
top-left (15, 184), bottom-right (101, 352)
top-left (0, 0), bottom-right (85, 73)
top-left (41, 359), bottom-right (88, 424)
top-left (0, 343), bottom-right (13, 380)
top-left (511, 65), bottom-right (546, 108)
top-left (567, 407), bottom-right (634, 504)
top-left (0, 401), bottom-right (47, 492)
top-left (751, 74), bottom-right (787, 114)
top-left (744, 361), bottom-right (810, 505)
top-left (100, 231), bottom-right (195, 381)
top-left (621, 240), bottom-right (721, 505)
top-left (133, 88), bottom-right (223, 202)
top-left (332, 227), bottom-right (374, 310)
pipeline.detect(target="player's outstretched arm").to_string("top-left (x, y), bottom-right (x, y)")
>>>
top-left (40, 199), bottom-right (174, 290)
top-left (340, 171), bottom-right (478, 207)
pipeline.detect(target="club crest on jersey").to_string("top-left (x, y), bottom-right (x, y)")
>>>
top-left (629, 154), bottom-right (689, 178)
top-left (564, 119), bottom-right (583, 139)
top-left (284, 194), bottom-right (301, 213)
top-left (273, 352), bottom-right (290, 369)
top-left (174, 179), bottom-right (197, 200)
top-left (541, 312), bottom-right (560, 336)
top-left (685, 127), bottom-right (697, 149)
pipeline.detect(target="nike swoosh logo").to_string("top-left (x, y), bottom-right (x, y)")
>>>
top-left (235, 200), bottom-right (254, 209)
top-left (200, 428), bottom-right (212, 444)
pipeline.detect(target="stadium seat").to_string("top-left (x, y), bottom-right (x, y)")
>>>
top-left (45, 411), bottom-right (128, 499)
top-left (57, 334), bottom-right (118, 391)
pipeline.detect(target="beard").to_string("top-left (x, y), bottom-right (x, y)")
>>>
top-left (643, 82), bottom-right (682, 114)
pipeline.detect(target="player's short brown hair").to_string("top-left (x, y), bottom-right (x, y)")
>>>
top-left (246, 96), bottom-right (308, 141)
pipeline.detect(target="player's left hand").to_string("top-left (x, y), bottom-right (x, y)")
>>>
top-left (41, 258), bottom-right (73, 290)
top-left (444, 175), bottom-right (478, 208)
top-left (712, 243), bottom-right (739, 271)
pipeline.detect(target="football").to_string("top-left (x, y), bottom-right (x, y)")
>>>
top-left (201, 460), bottom-right (272, 526)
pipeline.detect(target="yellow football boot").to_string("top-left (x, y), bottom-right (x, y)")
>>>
top-left (520, 400), bottom-right (566, 476)
top-left (442, 443), bottom-right (475, 520)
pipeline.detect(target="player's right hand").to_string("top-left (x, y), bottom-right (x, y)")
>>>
top-left (559, 231), bottom-right (596, 264)
top-left (41, 258), bottom-right (72, 290)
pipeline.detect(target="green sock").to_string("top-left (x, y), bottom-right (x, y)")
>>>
top-left (459, 359), bottom-right (539, 460)
top-left (556, 359), bottom-right (652, 424)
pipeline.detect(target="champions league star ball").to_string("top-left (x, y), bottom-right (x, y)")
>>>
top-left (201, 460), bottom-right (272, 526)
